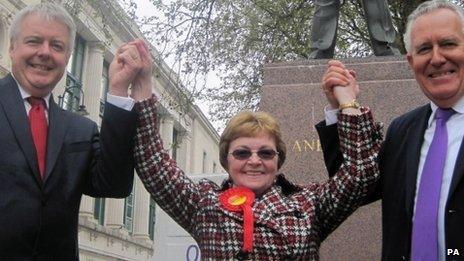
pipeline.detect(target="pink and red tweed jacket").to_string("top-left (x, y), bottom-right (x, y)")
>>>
top-left (134, 96), bottom-right (381, 260)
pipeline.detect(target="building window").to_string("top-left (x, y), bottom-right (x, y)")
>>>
top-left (202, 151), bottom-right (207, 173)
top-left (67, 35), bottom-right (85, 80)
top-left (93, 198), bottom-right (105, 225)
top-left (172, 128), bottom-right (178, 161)
top-left (213, 162), bottom-right (217, 173)
top-left (148, 196), bottom-right (156, 240)
top-left (63, 35), bottom-right (86, 112)
top-left (100, 61), bottom-right (109, 117)
top-left (123, 186), bottom-right (135, 233)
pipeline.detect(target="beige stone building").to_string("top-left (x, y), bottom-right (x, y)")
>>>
top-left (0, 0), bottom-right (224, 260)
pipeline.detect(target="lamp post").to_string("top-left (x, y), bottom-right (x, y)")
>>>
top-left (57, 85), bottom-right (89, 116)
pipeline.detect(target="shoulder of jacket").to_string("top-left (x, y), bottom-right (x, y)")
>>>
top-left (389, 104), bottom-right (430, 131)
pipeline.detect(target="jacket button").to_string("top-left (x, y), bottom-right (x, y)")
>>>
top-left (401, 255), bottom-right (406, 260)
top-left (293, 210), bottom-right (303, 218)
top-left (235, 250), bottom-right (250, 260)
top-left (448, 209), bottom-right (456, 214)
top-left (284, 254), bottom-right (297, 260)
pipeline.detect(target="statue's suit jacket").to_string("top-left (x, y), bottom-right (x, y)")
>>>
top-left (316, 104), bottom-right (464, 261)
top-left (0, 74), bottom-right (136, 260)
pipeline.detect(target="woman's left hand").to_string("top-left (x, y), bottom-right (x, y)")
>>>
top-left (333, 69), bottom-right (359, 105)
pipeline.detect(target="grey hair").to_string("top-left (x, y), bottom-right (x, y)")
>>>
top-left (9, 3), bottom-right (76, 53)
top-left (404, 0), bottom-right (464, 54)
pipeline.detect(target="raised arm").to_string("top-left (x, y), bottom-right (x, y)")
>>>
top-left (316, 59), bottom-right (358, 177)
top-left (130, 41), bottom-right (207, 233)
top-left (83, 40), bottom-right (149, 197)
top-left (314, 108), bottom-right (381, 240)
top-left (313, 60), bottom-right (381, 239)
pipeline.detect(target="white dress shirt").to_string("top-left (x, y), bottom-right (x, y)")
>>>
top-left (324, 97), bottom-right (464, 261)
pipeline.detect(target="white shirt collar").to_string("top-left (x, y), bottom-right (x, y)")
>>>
top-left (428, 96), bottom-right (464, 127)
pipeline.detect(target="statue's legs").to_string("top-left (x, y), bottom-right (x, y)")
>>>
top-left (370, 39), bottom-right (400, 56)
top-left (309, 0), bottom-right (341, 59)
top-left (362, 0), bottom-right (400, 56)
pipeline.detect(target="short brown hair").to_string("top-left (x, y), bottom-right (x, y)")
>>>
top-left (219, 111), bottom-right (286, 170)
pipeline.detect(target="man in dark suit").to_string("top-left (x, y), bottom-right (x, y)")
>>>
top-left (0, 3), bottom-right (147, 260)
top-left (318, 1), bottom-right (464, 260)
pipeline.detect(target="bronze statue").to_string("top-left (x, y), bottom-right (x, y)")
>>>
top-left (310, 0), bottom-right (400, 59)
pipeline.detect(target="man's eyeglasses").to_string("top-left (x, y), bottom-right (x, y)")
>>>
top-left (229, 149), bottom-right (279, 160)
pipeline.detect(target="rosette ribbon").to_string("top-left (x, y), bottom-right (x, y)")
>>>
top-left (219, 187), bottom-right (255, 252)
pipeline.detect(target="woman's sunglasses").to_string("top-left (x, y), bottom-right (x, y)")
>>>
top-left (229, 149), bottom-right (279, 160)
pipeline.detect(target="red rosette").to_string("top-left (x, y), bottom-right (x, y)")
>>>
top-left (219, 187), bottom-right (255, 252)
top-left (219, 187), bottom-right (255, 210)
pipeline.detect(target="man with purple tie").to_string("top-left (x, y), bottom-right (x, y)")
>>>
top-left (318, 1), bottom-right (464, 260)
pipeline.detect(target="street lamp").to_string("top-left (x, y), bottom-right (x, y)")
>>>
top-left (57, 85), bottom-right (89, 116)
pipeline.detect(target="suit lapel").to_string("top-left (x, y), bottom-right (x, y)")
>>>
top-left (43, 96), bottom-right (68, 182)
top-left (0, 74), bottom-right (42, 183)
top-left (404, 105), bottom-right (431, 217)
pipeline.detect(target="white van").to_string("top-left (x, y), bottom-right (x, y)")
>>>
top-left (151, 173), bottom-right (228, 261)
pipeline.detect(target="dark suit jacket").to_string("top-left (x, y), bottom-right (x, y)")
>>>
top-left (316, 104), bottom-right (464, 261)
top-left (0, 74), bottom-right (136, 260)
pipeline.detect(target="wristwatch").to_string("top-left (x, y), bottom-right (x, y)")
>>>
top-left (339, 99), bottom-right (360, 110)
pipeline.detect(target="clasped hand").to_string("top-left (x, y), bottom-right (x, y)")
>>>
top-left (108, 39), bottom-right (153, 101)
top-left (322, 60), bottom-right (360, 109)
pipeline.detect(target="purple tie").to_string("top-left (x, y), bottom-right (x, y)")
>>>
top-left (411, 108), bottom-right (455, 261)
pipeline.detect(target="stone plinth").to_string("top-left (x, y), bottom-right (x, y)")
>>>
top-left (260, 56), bottom-right (427, 261)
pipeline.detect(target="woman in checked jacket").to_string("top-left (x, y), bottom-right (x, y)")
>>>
top-left (130, 42), bottom-right (381, 260)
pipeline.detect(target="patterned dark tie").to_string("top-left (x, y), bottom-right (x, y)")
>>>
top-left (27, 97), bottom-right (48, 178)
top-left (411, 107), bottom-right (455, 261)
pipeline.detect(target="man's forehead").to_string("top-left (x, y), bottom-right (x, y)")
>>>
top-left (411, 11), bottom-right (463, 38)
top-left (22, 13), bottom-right (69, 30)
top-left (412, 8), bottom-right (461, 29)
